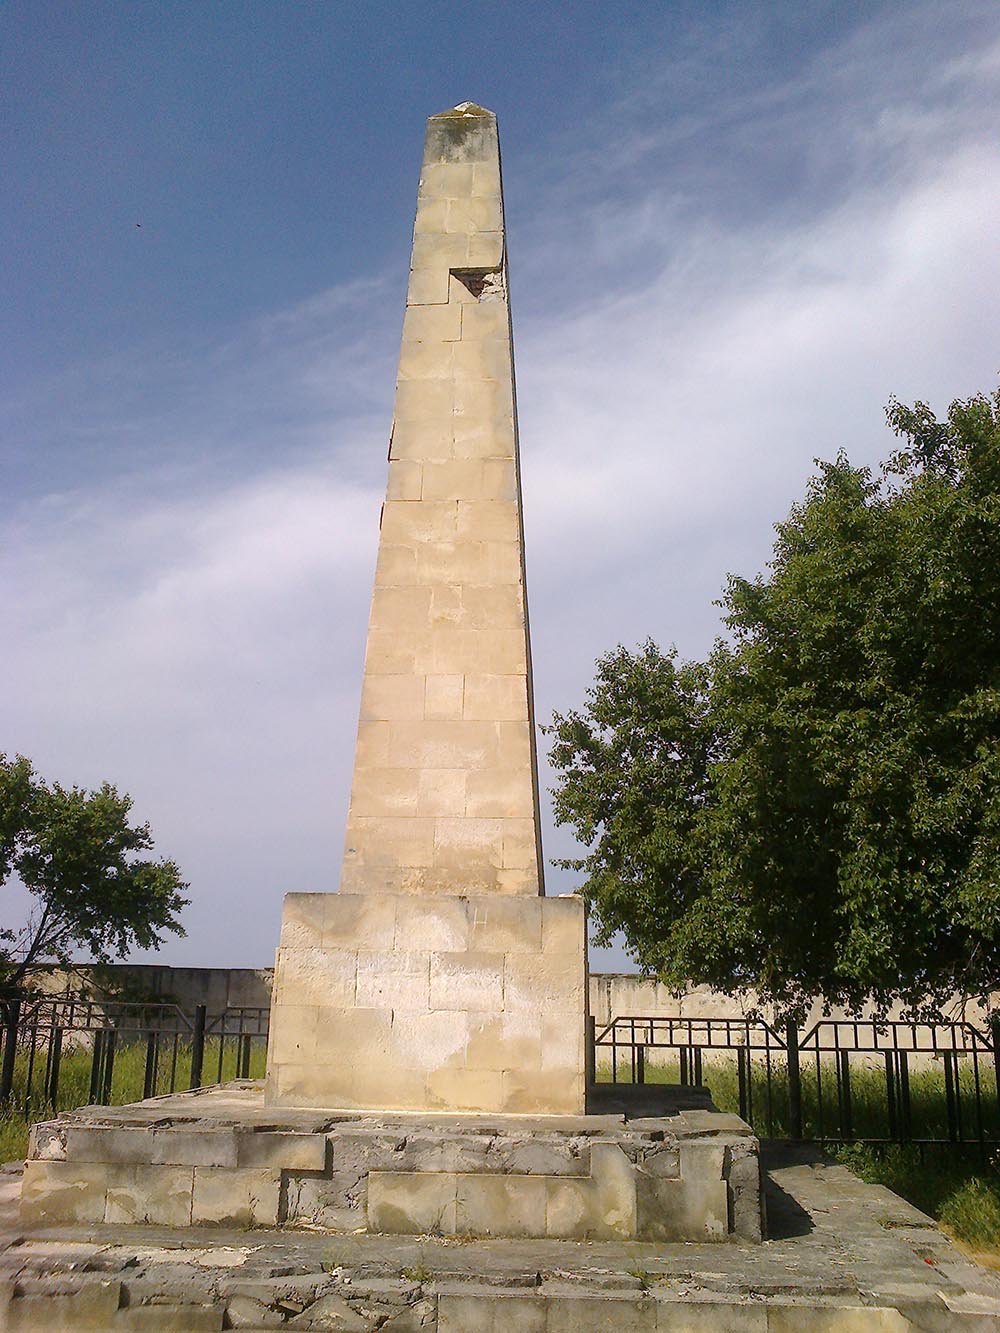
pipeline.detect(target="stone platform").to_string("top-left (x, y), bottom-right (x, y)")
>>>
top-left (20, 1082), bottom-right (761, 1244)
top-left (2, 1146), bottom-right (999, 1329)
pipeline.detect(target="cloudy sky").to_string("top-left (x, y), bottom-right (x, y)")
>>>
top-left (3, 1), bottom-right (999, 972)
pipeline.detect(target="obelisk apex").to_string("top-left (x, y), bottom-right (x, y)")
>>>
top-left (340, 102), bottom-right (545, 899)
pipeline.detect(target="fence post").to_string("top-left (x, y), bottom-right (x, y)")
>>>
top-left (837, 1051), bottom-right (853, 1140)
top-left (46, 1027), bottom-right (63, 1107)
top-left (785, 1020), bottom-right (803, 1140)
top-left (636, 1045), bottom-right (645, 1085)
top-left (143, 1032), bottom-right (159, 1100)
top-left (737, 1046), bottom-right (750, 1122)
top-left (991, 1015), bottom-right (1000, 1138)
top-left (89, 1030), bottom-right (105, 1104)
top-left (189, 1004), bottom-right (207, 1089)
top-left (101, 1029), bottom-right (116, 1104)
top-left (585, 1015), bottom-right (596, 1090)
top-left (0, 1000), bottom-right (20, 1105)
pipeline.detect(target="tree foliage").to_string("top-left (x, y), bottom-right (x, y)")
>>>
top-left (0, 754), bottom-right (188, 1000)
top-left (549, 390), bottom-right (1000, 1017)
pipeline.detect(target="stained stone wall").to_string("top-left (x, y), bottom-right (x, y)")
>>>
top-left (265, 892), bottom-right (586, 1114)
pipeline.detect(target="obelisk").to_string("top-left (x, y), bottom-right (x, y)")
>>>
top-left (266, 104), bottom-right (587, 1115)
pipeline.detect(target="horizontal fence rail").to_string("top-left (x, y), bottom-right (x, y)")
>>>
top-left (592, 1014), bottom-right (1000, 1150)
top-left (0, 998), bottom-right (270, 1119)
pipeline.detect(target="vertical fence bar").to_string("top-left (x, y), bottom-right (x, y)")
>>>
top-left (101, 1030), bottom-right (116, 1104)
top-left (89, 1030), bottom-right (105, 1104)
top-left (737, 1046), bottom-right (750, 1123)
top-left (189, 1005), bottom-right (207, 1090)
top-left (46, 1026), bottom-right (63, 1108)
top-left (785, 1021), bottom-right (802, 1141)
top-left (239, 1033), bottom-right (252, 1080)
top-left (693, 1047), bottom-right (703, 1085)
top-left (586, 1016), bottom-right (596, 1088)
top-left (0, 1000), bottom-right (20, 1105)
top-left (885, 1051), bottom-right (898, 1140)
top-left (944, 1053), bottom-right (958, 1144)
top-left (636, 1045), bottom-right (645, 1085)
top-left (143, 1032), bottom-right (159, 1099)
top-left (837, 1051), bottom-right (853, 1140)
top-left (991, 1015), bottom-right (1000, 1138)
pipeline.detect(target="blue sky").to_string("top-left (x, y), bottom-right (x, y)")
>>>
top-left (3, 1), bottom-right (999, 971)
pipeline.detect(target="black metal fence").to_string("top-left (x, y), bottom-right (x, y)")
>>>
top-left (592, 1014), bottom-right (1000, 1149)
top-left (0, 997), bottom-right (270, 1118)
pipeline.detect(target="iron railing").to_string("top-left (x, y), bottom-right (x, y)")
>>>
top-left (0, 997), bottom-right (270, 1118)
top-left (592, 1014), bottom-right (1000, 1149)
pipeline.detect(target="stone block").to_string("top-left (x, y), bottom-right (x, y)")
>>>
top-left (412, 196), bottom-right (448, 232)
top-left (387, 720), bottom-right (499, 770)
top-left (470, 896), bottom-right (541, 952)
top-left (455, 500), bottom-right (520, 541)
top-left (501, 820), bottom-right (540, 871)
top-left (191, 1167), bottom-right (280, 1227)
top-left (438, 1293), bottom-right (545, 1332)
top-left (236, 1131), bottom-right (328, 1172)
top-left (117, 1305), bottom-right (224, 1331)
top-left (503, 1069), bottom-right (586, 1115)
top-left (421, 459), bottom-right (515, 503)
top-left (360, 674), bottom-right (427, 722)
top-left (420, 162), bottom-right (474, 198)
top-left (63, 1125), bottom-right (150, 1165)
top-left (409, 232), bottom-right (470, 271)
top-left (286, 1292), bottom-right (370, 1330)
top-left (266, 1003), bottom-right (318, 1065)
top-left (542, 895), bottom-right (587, 954)
top-left (226, 1294), bottom-right (286, 1329)
top-left (402, 302), bottom-right (464, 343)
top-left (636, 1175), bottom-right (729, 1242)
top-left (369, 586), bottom-right (434, 630)
top-left (356, 950), bottom-right (430, 1010)
top-left (451, 337), bottom-right (511, 383)
top-left (344, 816), bottom-right (436, 868)
top-left (151, 1128), bottom-right (238, 1168)
top-left (471, 161), bottom-right (502, 196)
top-left (460, 299), bottom-right (509, 339)
top-left (416, 767), bottom-right (467, 816)
top-left (385, 458), bottom-right (424, 499)
top-left (20, 1160), bottom-right (111, 1225)
top-left (466, 1015), bottom-right (541, 1073)
top-left (105, 1164), bottom-right (194, 1225)
top-left (4, 1280), bottom-right (123, 1331)
top-left (461, 674), bottom-right (528, 722)
top-left (429, 950), bottom-right (504, 1011)
top-left (454, 377), bottom-right (513, 422)
top-left (424, 674), bottom-right (464, 719)
top-left (656, 1302), bottom-right (767, 1330)
top-left (349, 767), bottom-right (421, 817)
top-left (312, 1006), bottom-right (393, 1064)
top-left (467, 231), bottom-right (504, 267)
top-left (445, 195), bottom-right (502, 234)
top-left (454, 1171), bottom-right (547, 1238)
top-left (547, 1296), bottom-right (657, 1331)
top-left (406, 267), bottom-right (450, 305)
top-left (394, 895), bottom-right (470, 951)
top-left (273, 946), bottom-right (357, 1011)
top-left (394, 379), bottom-right (454, 424)
top-left (389, 420), bottom-right (454, 462)
top-left (368, 1170), bottom-right (457, 1234)
top-left (426, 1066), bottom-right (504, 1111)
top-left (391, 1010), bottom-right (468, 1071)
top-left (323, 892), bottom-right (397, 949)
top-left (727, 1138), bottom-right (764, 1241)
top-left (432, 816), bottom-right (504, 866)
top-left (465, 767), bottom-right (535, 818)
top-left (278, 893), bottom-right (328, 948)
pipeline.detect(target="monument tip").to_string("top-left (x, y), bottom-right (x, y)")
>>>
top-left (431, 101), bottom-right (494, 119)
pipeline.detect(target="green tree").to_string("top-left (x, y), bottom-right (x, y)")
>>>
top-left (0, 754), bottom-right (188, 1002)
top-left (549, 390), bottom-right (1000, 1017)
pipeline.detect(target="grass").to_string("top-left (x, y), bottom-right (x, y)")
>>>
top-left (599, 1052), bottom-right (1000, 1254)
top-left (0, 1036), bottom-right (267, 1163)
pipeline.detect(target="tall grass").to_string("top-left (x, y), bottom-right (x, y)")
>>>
top-left (0, 1037), bottom-right (267, 1163)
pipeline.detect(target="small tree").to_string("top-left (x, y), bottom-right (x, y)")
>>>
top-left (0, 754), bottom-right (188, 1004)
top-left (549, 390), bottom-right (1000, 1018)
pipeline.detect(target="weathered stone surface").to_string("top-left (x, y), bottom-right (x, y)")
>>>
top-left (225, 1293), bottom-right (286, 1328)
top-left (104, 1164), bottom-right (194, 1226)
top-left (191, 1167), bottom-right (280, 1227)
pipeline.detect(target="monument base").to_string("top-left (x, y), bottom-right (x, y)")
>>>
top-left (20, 1082), bottom-right (763, 1243)
top-left (265, 891), bottom-right (588, 1115)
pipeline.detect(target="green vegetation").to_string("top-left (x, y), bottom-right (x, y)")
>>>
top-left (0, 754), bottom-right (188, 1003)
top-left (550, 390), bottom-right (1000, 1018)
top-left (838, 1144), bottom-right (1000, 1255)
top-left (0, 1037), bottom-right (267, 1162)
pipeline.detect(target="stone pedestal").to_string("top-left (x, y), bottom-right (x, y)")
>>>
top-left (265, 891), bottom-right (587, 1114)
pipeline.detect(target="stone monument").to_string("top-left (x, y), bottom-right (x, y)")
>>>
top-left (19, 105), bottom-right (761, 1247)
top-left (265, 101), bottom-right (587, 1117)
